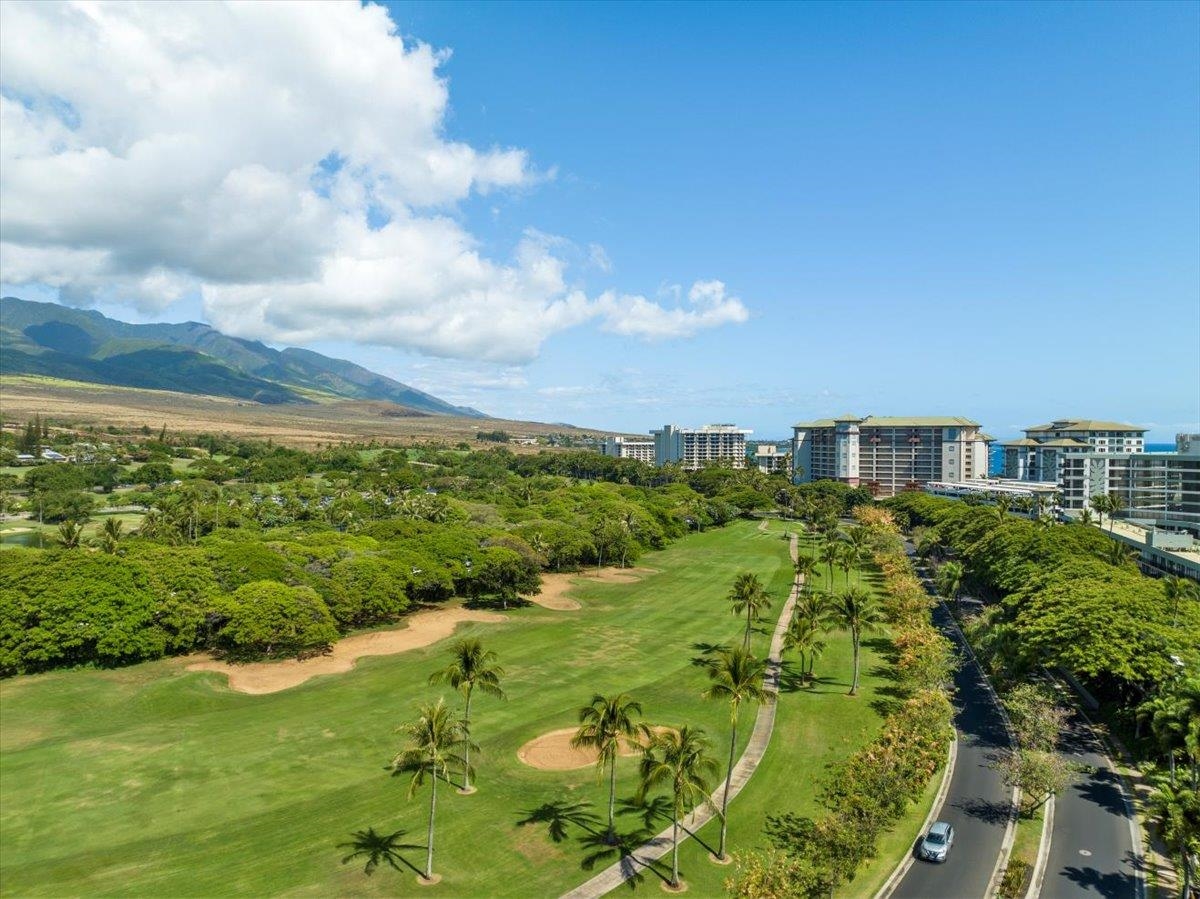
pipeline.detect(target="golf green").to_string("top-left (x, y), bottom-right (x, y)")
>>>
top-left (0, 519), bottom-right (895, 897)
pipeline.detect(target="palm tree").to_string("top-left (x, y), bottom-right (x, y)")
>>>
top-left (937, 560), bottom-right (965, 617)
top-left (428, 639), bottom-right (505, 793)
top-left (571, 693), bottom-right (651, 844)
top-left (994, 494), bottom-right (1011, 522)
top-left (916, 532), bottom-right (944, 563)
top-left (56, 520), bottom-right (82, 549)
top-left (836, 541), bottom-right (857, 591)
top-left (818, 536), bottom-right (842, 594)
top-left (1106, 492), bottom-right (1124, 531)
top-left (1104, 540), bottom-right (1138, 568)
top-left (1163, 576), bottom-right (1199, 628)
top-left (391, 699), bottom-right (476, 883)
top-left (1089, 494), bottom-right (1110, 530)
top-left (638, 726), bottom-right (721, 890)
top-left (831, 587), bottom-right (884, 695)
top-left (728, 573), bottom-right (771, 649)
top-left (1146, 782), bottom-right (1199, 898)
top-left (792, 554), bottom-right (816, 592)
top-left (702, 647), bottom-right (767, 861)
top-left (100, 517), bottom-right (123, 554)
top-left (784, 614), bottom-right (827, 681)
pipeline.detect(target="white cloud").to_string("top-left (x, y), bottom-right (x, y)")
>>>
top-left (597, 279), bottom-right (749, 339)
top-left (0, 1), bottom-right (747, 361)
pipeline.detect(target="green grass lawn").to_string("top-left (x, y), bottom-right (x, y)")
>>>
top-left (0, 519), bottom-right (896, 897)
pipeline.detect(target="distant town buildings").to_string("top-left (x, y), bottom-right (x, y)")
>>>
top-left (1177, 433), bottom-right (1200, 454)
top-left (652, 424), bottom-right (751, 470)
top-left (791, 415), bottom-right (991, 498)
top-left (602, 436), bottom-right (656, 464)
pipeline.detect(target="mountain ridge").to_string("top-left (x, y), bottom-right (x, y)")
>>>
top-left (0, 297), bottom-right (486, 417)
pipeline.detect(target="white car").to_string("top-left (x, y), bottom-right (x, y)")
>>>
top-left (919, 821), bottom-right (954, 863)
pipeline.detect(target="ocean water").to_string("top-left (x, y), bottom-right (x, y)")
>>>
top-left (988, 442), bottom-right (1177, 476)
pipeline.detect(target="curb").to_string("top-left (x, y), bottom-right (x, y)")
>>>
top-left (1051, 676), bottom-right (1146, 899)
top-left (935, 600), bottom-right (1021, 899)
top-left (1023, 793), bottom-right (1054, 899)
top-left (874, 735), bottom-right (958, 899)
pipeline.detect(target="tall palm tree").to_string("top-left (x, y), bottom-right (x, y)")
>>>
top-left (836, 541), bottom-right (857, 591)
top-left (728, 573), bottom-right (771, 649)
top-left (1089, 494), bottom-right (1110, 530)
top-left (702, 647), bottom-right (767, 861)
top-left (391, 699), bottom-right (475, 883)
top-left (937, 560), bottom-right (965, 617)
top-left (638, 726), bottom-right (721, 890)
top-left (784, 614), bottom-right (827, 681)
top-left (818, 536), bottom-right (842, 594)
top-left (831, 587), bottom-right (885, 695)
top-left (571, 693), bottom-right (651, 844)
top-left (428, 638), bottom-right (505, 793)
top-left (790, 550), bottom-right (814, 583)
top-left (1106, 492), bottom-right (1124, 532)
top-left (916, 532), bottom-right (944, 563)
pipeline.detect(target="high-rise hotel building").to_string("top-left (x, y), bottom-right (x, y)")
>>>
top-left (791, 415), bottom-right (992, 498)
top-left (652, 424), bottom-right (752, 470)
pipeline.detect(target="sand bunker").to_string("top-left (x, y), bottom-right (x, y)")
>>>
top-left (524, 567), bottom-right (657, 611)
top-left (187, 607), bottom-right (507, 695)
top-left (517, 726), bottom-right (674, 771)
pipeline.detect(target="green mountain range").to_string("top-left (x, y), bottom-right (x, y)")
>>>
top-left (0, 297), bottom-right (485, 417)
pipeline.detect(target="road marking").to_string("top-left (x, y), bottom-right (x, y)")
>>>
top-left (1079, 849), bottom-right (1092, 857)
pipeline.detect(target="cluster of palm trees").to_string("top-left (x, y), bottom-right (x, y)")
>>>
top-left (390, 638), bottom-right (505, 882)
top-left (385, 533), bottom-right (885, 890)
top-left (1088, 491), bottom-right (1124, 531)
top-left (568, 647), bottom-right (766, 890)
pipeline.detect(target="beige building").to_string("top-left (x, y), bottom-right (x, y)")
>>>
top-left (753, 444), bottom-right (790, 475)
top-left (602, 436), bottom-right (656, 464)
top-left (1002, 419), bottom-right (1146, 483)
top-left (792, 415), bottom-right (991, 498)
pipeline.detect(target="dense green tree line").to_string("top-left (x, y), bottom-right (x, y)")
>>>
top-left (1, 441), bottom-right (765, 675)
top-left (884, 493), bottom-right (1200, 704)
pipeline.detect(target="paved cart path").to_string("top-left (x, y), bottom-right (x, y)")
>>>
top-left (559, 532), bottom-right (801, 899)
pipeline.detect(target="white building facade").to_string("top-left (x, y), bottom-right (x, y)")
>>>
top-left (791, 415), bottom-right (991, 498)
top-left (652, 424), bottom-right (751, 470)
top-left (602, 436), bottom-right (656, 465)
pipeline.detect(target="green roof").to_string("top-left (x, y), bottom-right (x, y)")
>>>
top-left (977, 433), bottom-right (996, 442)
top-left (794, 415), bottom-right (983, 429)
top-left (1039, 438), bottom-right (1091, 448)
top-left (1002, 438), bottom-right (1040, 447)
top-left (1025, 419), bottom-right (1146, 433)
top-left (860, 416), bottom-right (980, 428)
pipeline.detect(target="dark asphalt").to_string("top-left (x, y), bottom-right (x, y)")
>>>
top-left (891, 600), bottom-right (1014, 899)
top-left (1042, 706), bottom-right (1141, 898)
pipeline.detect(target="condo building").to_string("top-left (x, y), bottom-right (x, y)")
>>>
top-left (1002, 419), bottom-right (1147, 482)
top-left (754, 444), bottom-right (790, 475)
top-left (652, 424), bottom-right (751, 470)
top-left (791, 415), bottom-right (992, 498)
top-left (1002, 419), bottom-right (1199, 532)
top-left (601, 436), bottom-right (656, 465)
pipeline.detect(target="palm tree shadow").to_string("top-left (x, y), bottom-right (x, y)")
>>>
top-left (778, 660), bottom-right (809, 694)
top-left (338, 826), bottom-right (425, 877)
top-left (690, 641), bottom-right (729, 669)
top-left (576, 826), bottom-right (673, 887)
top-left (517, 798), bottom-right (603, 843)
top-left (616, 794), bottom-right (673, 831)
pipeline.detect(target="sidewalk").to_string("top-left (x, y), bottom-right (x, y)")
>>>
top-left (559, 532), bottom-right (801, 899)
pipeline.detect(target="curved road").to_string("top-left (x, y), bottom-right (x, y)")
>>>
top-left (890, 599), bottom-right (1014, 898)
top-left (1042, 704), bottom-right (1142, 898)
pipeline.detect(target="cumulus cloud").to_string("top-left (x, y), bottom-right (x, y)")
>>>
top-left (0, 1), bottom-right (746, 361)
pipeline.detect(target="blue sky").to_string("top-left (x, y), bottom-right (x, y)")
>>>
top-left (2, 1), bottom-right (1197, 440)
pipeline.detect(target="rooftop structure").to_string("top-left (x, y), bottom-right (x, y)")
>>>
top-left (1003, 418), bottom-right (1147, 483)
top-left (792, 415), bottom-right (991, 498)
top-left (753, 443), bottom-right (789, 475)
